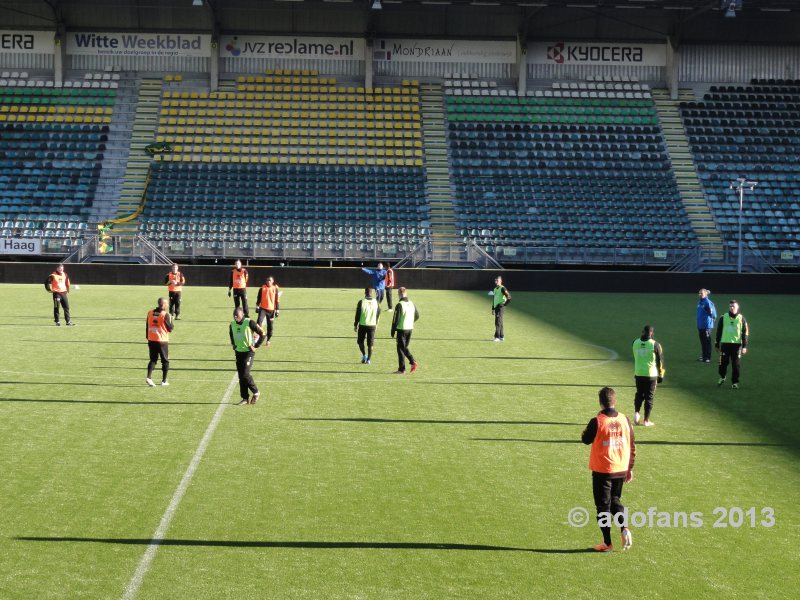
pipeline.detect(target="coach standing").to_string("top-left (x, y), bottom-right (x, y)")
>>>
top-left (696, 288), bottom-right (716, 363)
top-left (228, 259), bottom-right (250, 318)
top-left (716, 299), bottom-right (749, 389)
top-left (230, 307), bottom-right (266, 405)
top-left (146, 297), bottom-right (173, 387)
top-left (362, 263), bottom-right (387, 306)
top-left (165, 263), bottom-right (186, 320)
top-left (581, 387), bottom-right (635, 552)
top-left (390, 287), bottom-right (419, 374)
top-left (45, 263), bottom-right (75, 326)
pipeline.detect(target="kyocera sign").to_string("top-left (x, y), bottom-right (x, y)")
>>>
top-left (530, 41), bottom-right (666, 67)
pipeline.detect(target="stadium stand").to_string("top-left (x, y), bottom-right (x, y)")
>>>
top-left (444, 77), bottom-right (697, 259)
top-left (139, 72), bottom-right (429, 257)
top-left (681, 79), bottom-right (800, 261)
top-left (0, 77), bottom-right (114, 251)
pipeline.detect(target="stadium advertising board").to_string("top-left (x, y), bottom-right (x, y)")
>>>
top-left (374, 39), bottom-right (516, 64)
top-left (0, 238), bottom-right (41, 255)
top-left (529, 41), bottom-right (666, 66)
top-left (0, 30), bottom-right (54, 54)
top-left (66, 32), bottom-right (211, 57)
top-left (220, 36), bottom-right (365, 61)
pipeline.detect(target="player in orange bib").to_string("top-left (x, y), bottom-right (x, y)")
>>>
top-left (256, 275), bottom-right (280, 347)
top-left (228, 259), bottom-right (249, 318)
top-left (164, 263), bottom-right (186, 320)
top-left (581, 387), bottom-right (636, 552)
top-left (44, 263), bottom-right (75, 326)
top-left (145, 297), bottom-right (174, 387)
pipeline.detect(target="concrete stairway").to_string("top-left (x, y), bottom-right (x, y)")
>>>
top-left (652, 88), bottom-right (724, 260)
top-left (111, 77), bottom-right (162, 236)
top-left (89, 72), bottom-right (139, 223)
top-left (419, 83), bottom-right (462, 261)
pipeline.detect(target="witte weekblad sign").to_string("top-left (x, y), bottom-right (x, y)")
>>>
top-left (374, 39), bottom-right (516, 64)
top-left (0, 238), bottom-right (41, 255)
top-left (220, 36), bottom-right (364, 61)
top-left (67, 32), bottom-right (211, 57)
top-left (0, 30), bottom-right (54, 54)
top-left (529, 41), bottom-right (666, 67)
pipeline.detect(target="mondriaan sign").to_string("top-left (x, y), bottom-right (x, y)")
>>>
top-left (529, 41), bottom-right (666, 67)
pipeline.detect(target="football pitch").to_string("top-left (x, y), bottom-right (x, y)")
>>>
top-left (0, 283), bottom-right (798, 599)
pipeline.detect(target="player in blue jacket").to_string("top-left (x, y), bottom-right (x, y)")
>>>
top-left (696, 288), bottom-right (717, 363)
top-left (362, 263), bottom-right (388, 305)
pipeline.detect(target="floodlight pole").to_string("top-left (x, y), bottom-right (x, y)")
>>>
top-left (730, 177), bottom-right (758, 274)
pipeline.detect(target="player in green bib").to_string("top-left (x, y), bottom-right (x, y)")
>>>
top-left (229, 307), bottom-right (266, 405)
top-left (354, 287), bottom-right (381, 364)
top-left (715, 299), bottom-right (749, 389)
top-left (632, 325), bottom-right (665, 426)
top-left (491, 275), bottom-right (511, 342)
top-left (390, 287), bottom-right (420, 374)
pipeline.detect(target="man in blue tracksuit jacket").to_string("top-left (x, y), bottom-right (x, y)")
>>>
top-left (696, 288), bottom-right (717, 363)
top-left (362, 263), bottom-right (388, 305)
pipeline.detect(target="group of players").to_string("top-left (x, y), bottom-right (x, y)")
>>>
top-left (582, 289), bottom-right (751, 552)
top-left (45, 263), bottom-right (750, 551)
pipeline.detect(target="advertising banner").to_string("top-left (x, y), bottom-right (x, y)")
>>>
top-left (529, 41), bottom-right (666, 66)
top-left (374, 38), bottom-right (516, 64)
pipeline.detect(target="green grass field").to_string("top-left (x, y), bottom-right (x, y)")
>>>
top-left (1, 283), bottom-right (798, 599)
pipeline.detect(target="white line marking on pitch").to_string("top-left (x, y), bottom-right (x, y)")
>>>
top-left (121, 373), bottom-right (238, 600)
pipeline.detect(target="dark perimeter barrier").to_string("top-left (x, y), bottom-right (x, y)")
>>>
top-left (2, 262), bottom-right (799, 295)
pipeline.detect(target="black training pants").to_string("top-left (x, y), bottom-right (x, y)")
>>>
top-left (396, 330), bottom-right (415, 372)
top-left (719, 343), bottom-right (743, 384)
top-left (233, 289), bottom-right (249, 317)
top-left (147, 340), bottom-right (169, 381)
top-left (494, 304), bottom-right (505, 339)
top-left (385, 288), bottom-right (393, 309)
top-left (257, 309), bottom-right (276, 341)
top-left (698, 329), bottom-right (712, 361)
top-left (592, 472), bottom-right (626, 547)
top-left (357, 325), bottom-right (376, 358)
top-left (235, 350), bottom-right (258, 400)
top-left (53, 292), bottom-right (70, 324)
top-left (169, 291), bottom-right (182, 317)
top-left (634, 375), bottom-right (657, 420)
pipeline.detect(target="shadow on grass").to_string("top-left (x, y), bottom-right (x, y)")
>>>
top-left (292, 417), bottom-right (583, 426)
top-left (87, 366), bottom-right (368, 375)
top-left (502, 293), bottom-right (800, 455)
top-left (14, 536), bottom-right (593, 553)
top-left (416, 382), bottom-right (634, 388)
top-left (16, 339), bottom-right (229, 347)
top-left (0, 397), bottom-right (220, 406)
top-left (473, 438), bottom-right (794, 448)
top-left (0, 381), bottom-right (145, 389)
top-left (443, 356), bottom-right (610, 361)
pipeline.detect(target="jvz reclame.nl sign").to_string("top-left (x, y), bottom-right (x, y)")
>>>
top-left (219, 36), bottom-right (365, 61)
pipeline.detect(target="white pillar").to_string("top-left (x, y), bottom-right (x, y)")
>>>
top-left (365, 39), bottom-right (374, 89)
top-left (210, 41), bottom-right (219, 92)
top-left (517, 35), bottom-right (527, 97)
top-left (666, 38), bottom-right (679, 101)
top-left (54, 35), bottom-right (65, 86)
